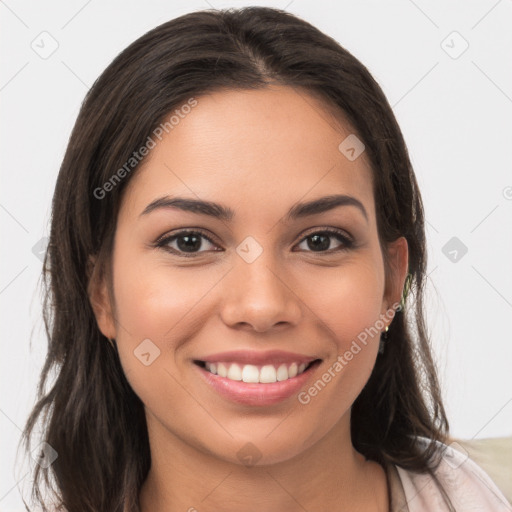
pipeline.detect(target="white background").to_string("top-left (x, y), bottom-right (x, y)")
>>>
top-left (1, 0), bottom-right (511, 510)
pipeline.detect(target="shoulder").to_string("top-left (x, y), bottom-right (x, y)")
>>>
top-left (454, 436), bottom-right (512, 504)
top-left (394, 437), bottom-right (512, 511)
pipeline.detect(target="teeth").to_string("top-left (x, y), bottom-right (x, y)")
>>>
top-left (203, 361), bottom-right (311, 383)
top-left (259, 365), bottom-right (277, 383)
top-left (217, 363), bottom-right (227, 377)
top-left (288, 362), bottom-right (298, 378)
top-left (227, 363), bottom-right (242, 381)
top-left (276, 363), bottom-right (288, 381)
top-left (242, 364), bottom-right (259, 383)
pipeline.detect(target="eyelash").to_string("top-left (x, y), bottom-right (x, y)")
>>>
top-left (154, 228), bottom-right (354, 258)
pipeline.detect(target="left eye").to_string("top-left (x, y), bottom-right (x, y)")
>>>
top-left (295, 230), bottom-right (353, 253)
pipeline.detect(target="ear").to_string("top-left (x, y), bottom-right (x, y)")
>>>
top-left (381, 236), bottom-right (409, 319)
top-left (87, 254), bottom-right (117, 339)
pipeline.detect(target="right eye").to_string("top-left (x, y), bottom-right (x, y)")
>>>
top-left (155, 230), bottom-right (223, 258)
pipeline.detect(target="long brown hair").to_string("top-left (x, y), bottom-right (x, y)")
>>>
top-left (21, 6), bottom-right (449, 511)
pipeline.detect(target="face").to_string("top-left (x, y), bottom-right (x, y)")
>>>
top-left (91, 85), bottom-right (407, 466)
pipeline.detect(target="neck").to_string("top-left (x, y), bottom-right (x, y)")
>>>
top-left (138, 411), bottom-right (389, 512)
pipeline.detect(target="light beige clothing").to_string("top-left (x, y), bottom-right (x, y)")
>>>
top-left (387, 437), bottom-right (512, 511)
top-left (455, 436), bottom-right (512, 505)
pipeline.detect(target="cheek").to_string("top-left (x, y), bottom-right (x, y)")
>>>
top-left (112, 248), bottom-right (221, 343)
top-left (110, 250), bottom-right (216, 408)
top-left (302, 255), bottom-right (386, 349)
top-left (295, 256), bottom-right (385, 409)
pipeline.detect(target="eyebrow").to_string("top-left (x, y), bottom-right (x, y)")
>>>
top-left (140, 194), bottom-right (368, 223)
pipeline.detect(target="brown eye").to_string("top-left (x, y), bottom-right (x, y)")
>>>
top-left (156, 230), bottom-right (221, 257)
top-left (296, 229), bottom-right (353, 253)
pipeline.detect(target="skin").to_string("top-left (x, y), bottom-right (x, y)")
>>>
top-left (90, 85), bottom-right (408, 512)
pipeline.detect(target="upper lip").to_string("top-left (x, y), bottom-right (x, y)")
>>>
top-left (196, 350), bottom-right (319, 366)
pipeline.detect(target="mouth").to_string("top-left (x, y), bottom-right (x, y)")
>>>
top-left (193, 359), bottom-right (321, 383)
top-left (192, 358), bottom-right (322, 406)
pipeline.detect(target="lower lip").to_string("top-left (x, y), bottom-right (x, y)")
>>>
top-left (194, 361), bottom-right (321, 406)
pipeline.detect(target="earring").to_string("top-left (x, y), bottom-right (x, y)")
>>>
top-left (378, 325), bottom-right (389, 355)
top-left (397, 272), bottom-right (412, 312)
top-left (107, 337), bottom-right (116, 349)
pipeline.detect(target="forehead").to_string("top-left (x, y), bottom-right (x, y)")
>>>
top-left (121, 85), bottom-right (375, 223)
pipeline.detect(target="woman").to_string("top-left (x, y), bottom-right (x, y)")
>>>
top-left (21, 6), bottom-right (510, 511)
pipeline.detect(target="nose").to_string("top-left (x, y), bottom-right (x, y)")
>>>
top-left (220, 254), bottom-right (302, 333)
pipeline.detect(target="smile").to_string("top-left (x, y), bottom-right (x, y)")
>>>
top-left (193, 357), bottom-right (322, 406)
top-left (200, 361), bottom-right (312, 383)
